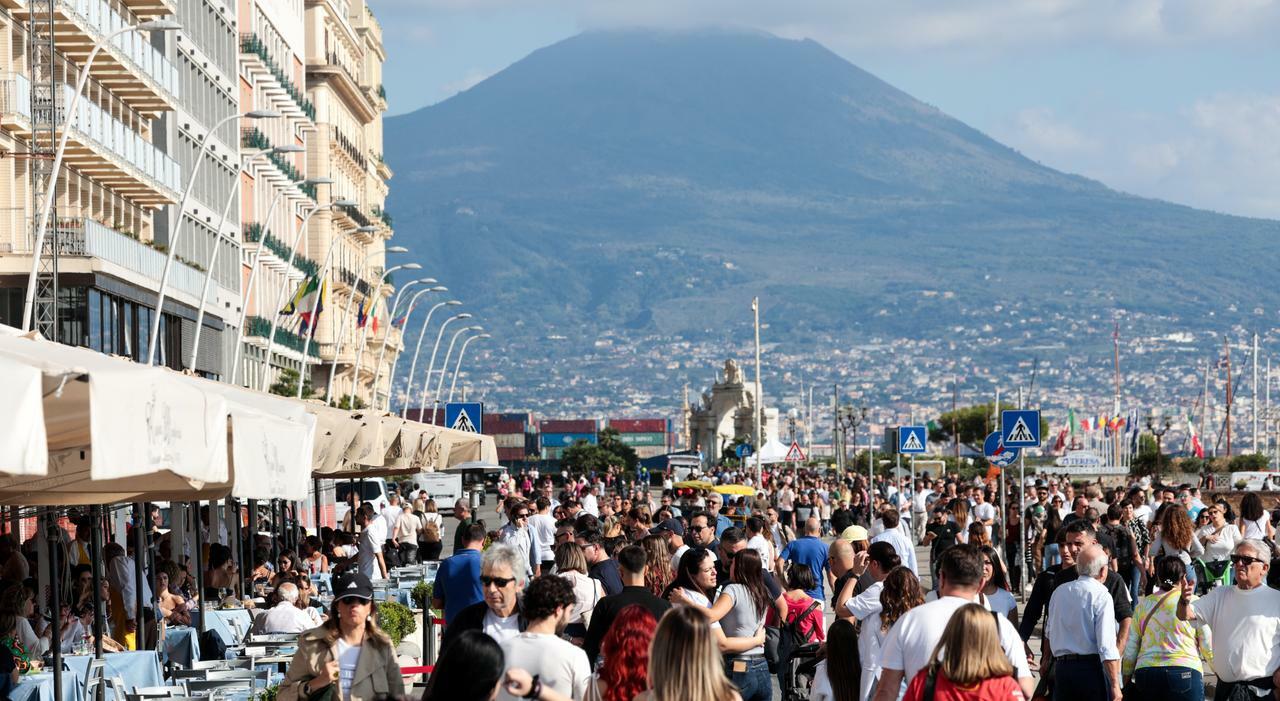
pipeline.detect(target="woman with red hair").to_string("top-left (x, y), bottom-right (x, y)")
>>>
top-left (588, 604), bottom-right (657, 701)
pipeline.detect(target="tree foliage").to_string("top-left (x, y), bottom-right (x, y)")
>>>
top-left (269, 368), bottom-right (314, 398)
top-left (561, 428), bottom-right (640, 474)
top-left (929, 403), bottom-right (1051, 453)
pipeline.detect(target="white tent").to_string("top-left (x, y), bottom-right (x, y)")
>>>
top-left (757, 438), bottom-right (791, 464)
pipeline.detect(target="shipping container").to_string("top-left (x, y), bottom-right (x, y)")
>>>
top-left (490, 412), bottom-right (532, 424)
top-left (634, 445), bottom-right (669, 459)
top-left (494, 433), bottom-right (526, 449)
top-left (539, 419), bottom-right (598, 434)
top-left (540, 432), bottom-right (597, 448)
top-left (497, 447), bottom-right (526, 462)
top-left (405, 407), bottom-right (445, 424)
top-left (608, 418), bottom-right (667, 434)
top-left (616, 432), bottom-right (668, 447)
top-left (542, 447), bottom-right (564, 460)
top-left (484, 420), bottom-right (527, 435)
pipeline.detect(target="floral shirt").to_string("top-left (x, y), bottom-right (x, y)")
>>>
top-left (1126, 518), bottom-right (1151, 556)
top-left (1121, 589), bottom-right (1210, 677)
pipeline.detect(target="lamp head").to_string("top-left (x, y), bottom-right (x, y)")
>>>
top-left (446, 300), bottom-right (462, 306)
top-left (430, 286), bottom-right (448, 292)
top-left (386, 246), bottom-right (409, 253)
top-left (305, 177), bottom-right (335, 185)
top-left (244, 109), bottom-right (282, 119)
top-left (456, 313), bottom-right (473, 320)
top-left (468, 325), bottom-right (484, 332)
top-left (272, 145), bottom-right (305, 154)
top-left (402, 263), bottom-right (422, 270)
top-left (357, 225), bottom-right (378, 233)
top-left (476, 334), bottom-right (492, 339)
top-left (138, 19), bottom-right (182, 31)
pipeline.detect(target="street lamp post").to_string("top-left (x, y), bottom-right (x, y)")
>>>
top-left (398, 297), bottom-right (456, 419)
top-left (22, 19), bottom-right (183, 333)
top-left (228, 176), bottom-right (333, 385)
top-left (432, 324), bottom-right (483, 417)
top-left (321, 250), bottom-right (417, 406)
top-left (189, 144), bottom-right (305, 371)
top-left (365, 278), bottom-right (439, 409)
top-left (257, 198), bottom-right (357, 392)
top-left (418, 313), bottom-right (471, 421)
top-left (1146, 412), bottom-right (1172, 480)
top-left (448, 332), bottom-right (490, 403)
top-left (147, 109), bottom-right (282, 366)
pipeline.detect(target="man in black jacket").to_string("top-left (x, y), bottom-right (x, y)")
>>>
top-left (582, 544), bottom-right (671, 668)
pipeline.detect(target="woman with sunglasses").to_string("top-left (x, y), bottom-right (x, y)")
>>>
top-left (280, 572), bottom-right (404, 701)
top-left (1195, 504), bottom-right (1240, 590)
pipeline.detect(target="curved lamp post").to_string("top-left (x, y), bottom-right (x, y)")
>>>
top-left (322, 252), bottom-right (418, 405)
top-left (367, 278), bottom-right (438, 409)
top-left (189, 143), bottom-right (305, 371)
top-left (256, 197), bottom-right (357, 392)
top-left (22, 19), bottom-right (183, 332)
top-left (415, 312), bottom-right (470, 419)
top-left (431, 324), bottom-right (483, 423)
top-left (397, 297), bottom-right (456, 419)
top-left (448, 332), bottom-right (490, 403)
top-left (146, 108), bottom-right (282, 366)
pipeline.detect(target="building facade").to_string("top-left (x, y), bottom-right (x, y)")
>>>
top-left (685, 359), bottom-right (779, 466)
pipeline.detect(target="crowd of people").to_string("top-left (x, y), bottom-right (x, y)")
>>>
top-left (423, 465), bottom-right (1280, 701)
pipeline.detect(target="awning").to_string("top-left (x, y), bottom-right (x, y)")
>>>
top-left (0, 353), bottom-right (48, 476)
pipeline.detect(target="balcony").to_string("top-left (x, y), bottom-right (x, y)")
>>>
top-left (330, 125), bottom-right (366, 171)
top-left (16, 0), bottom-right (181, 116)
top-left (1, 76), bottom-right (182, 205)
top-left (244, 314), bottom-right (320, 357)
top-left (243, 222), bottom-right (318, 277)
top-left (239, 33), bottom-right (316, 121)
top-left (307, 50), bottom-right (376, 123)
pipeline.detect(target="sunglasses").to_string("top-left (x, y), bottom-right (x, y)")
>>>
top-left (514, 513), bottom-right (529, 519)
top-left (1230, 554), bottom-right (1266, 566)
top-left (481, 575), bottom-right (516, 587)
top-left (338, 597), bottom-right (371, 606)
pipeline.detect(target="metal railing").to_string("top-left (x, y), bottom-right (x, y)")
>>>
top-left (63, 0), bottom-right (180, 100)
top-left (240, 33), bottom-right (315, 120)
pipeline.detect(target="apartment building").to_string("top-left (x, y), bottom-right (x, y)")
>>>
top-left (300, 0), bottom-right (397, 408)
top-left (0, 0), bottom-right (242, 379)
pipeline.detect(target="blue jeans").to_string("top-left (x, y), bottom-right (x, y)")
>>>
top-left (1125, 563), bottom-right (1143, 605)
top-left (1053, 656), bottom-right (1112, 701)
top-left (1043, 542), bottom-right (1061, 570)
top-left (1133, 666), bottom-right (1203, 701)
top-left (727, 656), bottom-right (771, 701)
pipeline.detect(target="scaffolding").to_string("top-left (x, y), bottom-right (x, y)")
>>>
top-left (28, 0), bottom-right (58, 340)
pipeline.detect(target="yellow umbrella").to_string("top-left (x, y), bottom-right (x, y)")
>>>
top-left (674, 480), bottom-right (715, 490)
top-left (714, 484), bottom-right (756, 496)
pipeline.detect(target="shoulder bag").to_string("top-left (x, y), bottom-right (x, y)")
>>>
top-left (1120, 589), bottom-right (1177, 701)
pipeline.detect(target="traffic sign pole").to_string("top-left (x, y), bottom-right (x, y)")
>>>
top-left (1018, 450), bottom-right (1026, 600)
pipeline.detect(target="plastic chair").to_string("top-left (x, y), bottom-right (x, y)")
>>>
top-left (125, 687), bottom-right (180, 700)
top-left (84, 658), bottom-right (130, 701)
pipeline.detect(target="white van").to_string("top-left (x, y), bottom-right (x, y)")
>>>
top-left (416, 473), bottom-right (464, 513)
top-left (334, 477), bottom-right (392, 527)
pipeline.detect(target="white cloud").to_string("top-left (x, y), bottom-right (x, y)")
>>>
top-left (440, 68), bottom-right (497, 98)
top-left (999, 94), bottom-right (1280, 218)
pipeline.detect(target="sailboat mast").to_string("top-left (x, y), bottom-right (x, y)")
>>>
top-left (1226, 338), bottom-right (1233, 457)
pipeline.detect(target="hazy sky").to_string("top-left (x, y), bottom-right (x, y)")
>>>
top-left (371, 0), bottom-right (1280, 220)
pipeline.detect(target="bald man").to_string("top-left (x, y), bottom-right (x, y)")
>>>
top-left (778, 517), bottom-right (829, 600)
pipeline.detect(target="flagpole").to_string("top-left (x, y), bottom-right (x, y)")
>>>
top-left (294, 232), bottom-right (348, 398)
top-left (323, 257), bottom-right (417, 406)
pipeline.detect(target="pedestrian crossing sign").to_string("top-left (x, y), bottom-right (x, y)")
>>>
top-left (785, 441), bottom-right (806, 462)
top-left (1001, 410), bottom-right (1041, 447)
top-left (898, 425), bottom-right (927, 454)
top-left (445, 402), bottom-right (483, 433)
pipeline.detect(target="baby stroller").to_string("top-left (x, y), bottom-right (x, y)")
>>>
top-left (780, 640), bottom-right (822, 701)
top-left (769, 598), bottom-right (825, 701)
top-left (1193, 558), bottom-right (1232, 594)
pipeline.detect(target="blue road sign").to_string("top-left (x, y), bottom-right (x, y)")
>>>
top-left (445, 402), bottom-right (483, 433)
top-left (735, 443), bottom-right (754, 459)
top-left (983, 431), bottom-right (1020, 468)
top-left (1001, 410), bottom-right (1041, 447)
top-left (898, 425), bottom-right (927, 454)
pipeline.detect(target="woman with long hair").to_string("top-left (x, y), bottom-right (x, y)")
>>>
top-left (155, 566), bottom-right (191, 627)
top-left (979, 545), bottom-right (1018, 626)
top-left (809, 618), bottom-right (861, 701)
top-left (637, 605), bottom-right (741, 701)
top-left (950, 499), bottom-right (972, 544)
top-left (554, 541), bottom-right (604, 643)
top-left (867, 567), bottom-right (925, 698)
top-left (279, 573), bottom-right (404, 701)
top-left (588, 605), bottom-right (657, 701)
top-left (1151, 504), bottom-right (1204, 585)
top-left (665, 547), bottom-right (718, 601)
top-left (966, 522), bottom-right (990, 548)
top-left (1237, 492), bottom-right (1275, 541)
top-left (641, 535), bottom-right (674, 597)
top-left (422, 629), bottom-right (506, 700)
top-left (1121, 556), bottom-right (1205, 701)
top-left (1043, 497), bottom-right (1064, 568)
top-left (902, 603), bottom-right (1024, 701)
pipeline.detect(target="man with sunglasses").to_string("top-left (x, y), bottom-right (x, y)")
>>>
top-left (498, 500), bottom-right (543, 579)
top-left (433, 523), bottom-right (486, 627)
top-left (441, 542), bottom-right (529, 649)
top-left (1178, 539), bottom-right (1280, 701)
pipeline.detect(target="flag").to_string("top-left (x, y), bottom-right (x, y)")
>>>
top-left (1053, 428), bottom-right (1067, 452)
top-left (1081, 418), bottom-right (1091, 432)
top-left (280, 277), bottom-right (326, 337)
top-left (357, 299), bottom-right (369, 328)
top-left (1187, 415), bottom-right (1204, 458)
top-left (281, 275), bottom-right (319, 316)
top-left (1068, 408), bottom-right (1077, 435)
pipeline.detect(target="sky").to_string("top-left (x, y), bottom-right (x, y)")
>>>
top-left (369, 0), bottom-right (1280, 220)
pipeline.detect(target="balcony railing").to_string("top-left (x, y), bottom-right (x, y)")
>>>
top-left (245, 314), bottom-right (320, 357)
top-left (58, 80), bottom-right (183, 193)
top-left (331, 125), bottom-right (367, 171)
top-left (371, 206), bottom-right (391, 227)
top-left (240, 33), bottom-right (316, 121)
top-left (336, 266), bottom-right (373, 297)
top-left (47, 0), bottom-right (181, 111)
top-left (243, 222), bottom-right (318, 277)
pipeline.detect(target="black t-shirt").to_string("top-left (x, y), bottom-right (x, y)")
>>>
top-left (588, 558), bottom-right (624, 597)
top-left (926, 522), bottom-right (960, 559)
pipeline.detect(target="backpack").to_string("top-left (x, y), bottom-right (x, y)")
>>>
top-left (198, 629), bottom-right (228, 661)
top-left (422, 518), bottom-right (441, 544)
top-left (764, 597), bottom-right (822, 673)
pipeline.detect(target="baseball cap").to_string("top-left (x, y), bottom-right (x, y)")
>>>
top-left (840, 525), bottom-right (869, 543)
top-left (333, 572), bottom-right (374, 602)
top-left (650, 518), bottom-right (685, 537)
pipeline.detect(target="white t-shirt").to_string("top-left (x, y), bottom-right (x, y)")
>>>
top-left (380, 504), bottom-right (401, 536)
top-left (973, 502), bottom-right (997, 538)
top-left (498, 632), bottom-right (591, 701)
top-left (580, 493), bottom-right (599, 516)
top-left (911, 489), bottom-right (933, 513)
top-left (1191, 584), bottom-right (1280, 682)
top-left (986, 588), bottom-right (1017, 619)
top-left (336, 638), bottom-right (361, 700)
top-left (670, 544), bottom-right (717, 575)
top-left (529, 513), bottom-right (557, 561)
top-left (1197, 524), bottom-right (1242, 562)
top-left (483, 608), bottom-right (522, 645)
top-left (879, 594), bottom-right (1031, 683)
top-left (746, 534), bottom-right (774, 563)
top-left (845, 579), bottom-right (885, 701)
top-left (357, 526), bottom-right (383, 579)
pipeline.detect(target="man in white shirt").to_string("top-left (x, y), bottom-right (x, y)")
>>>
top-left (869, 508), bottom-right (917, 576)
top-left (972, 488), bottom-right (997, 540)
top-left (1046, 544), bottom-right (1121, 701)
top-left (1178, 539), bottom-right (1280, 698)
top-left (258, 583), bottom-right (316, 634)
top-left (872, 544), bottom-right (1033, 701)
top-left (380, 493), bottom-right (402, 539)
top-left (744, 516), bottom-right (774, 563)
top-left (528, 497), bottom-right (558, 574)
top-left (910, 479), bottom-right (933, 545)
top-left (497, 501), bottom-right (542, 578)
top-left (580, 485), bottom-right (600, 517)
top-left (356, 507), bottom-right (387, 579)
top-left (105, 543), bottom-right (152, 649)
top-left (499, 573), bottom-right (591, 701)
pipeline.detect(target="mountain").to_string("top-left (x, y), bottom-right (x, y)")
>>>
top-left (383, 29), bottom-right (1280, 411)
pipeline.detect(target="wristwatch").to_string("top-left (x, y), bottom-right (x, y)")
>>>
top-left (524, 674), bottom-right (542, 700)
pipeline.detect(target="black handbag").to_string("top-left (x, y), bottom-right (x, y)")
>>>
top-left (764, 598), bottom-right (821, 673)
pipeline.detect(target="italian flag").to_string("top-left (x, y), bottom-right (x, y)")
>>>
top-left (281, 276), bottom-right (326, 336)
top-left (1187, 415), bottom-right (1204, 458)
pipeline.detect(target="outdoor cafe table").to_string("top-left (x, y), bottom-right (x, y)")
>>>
top-left (12, 670), bottom-right (82, 701)
top-left (164, 625), bottom-right (201, 667)
top-left (205, 608), bottom-right (255, 646)
top-left (64, 650), bottom-right (163, 700)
